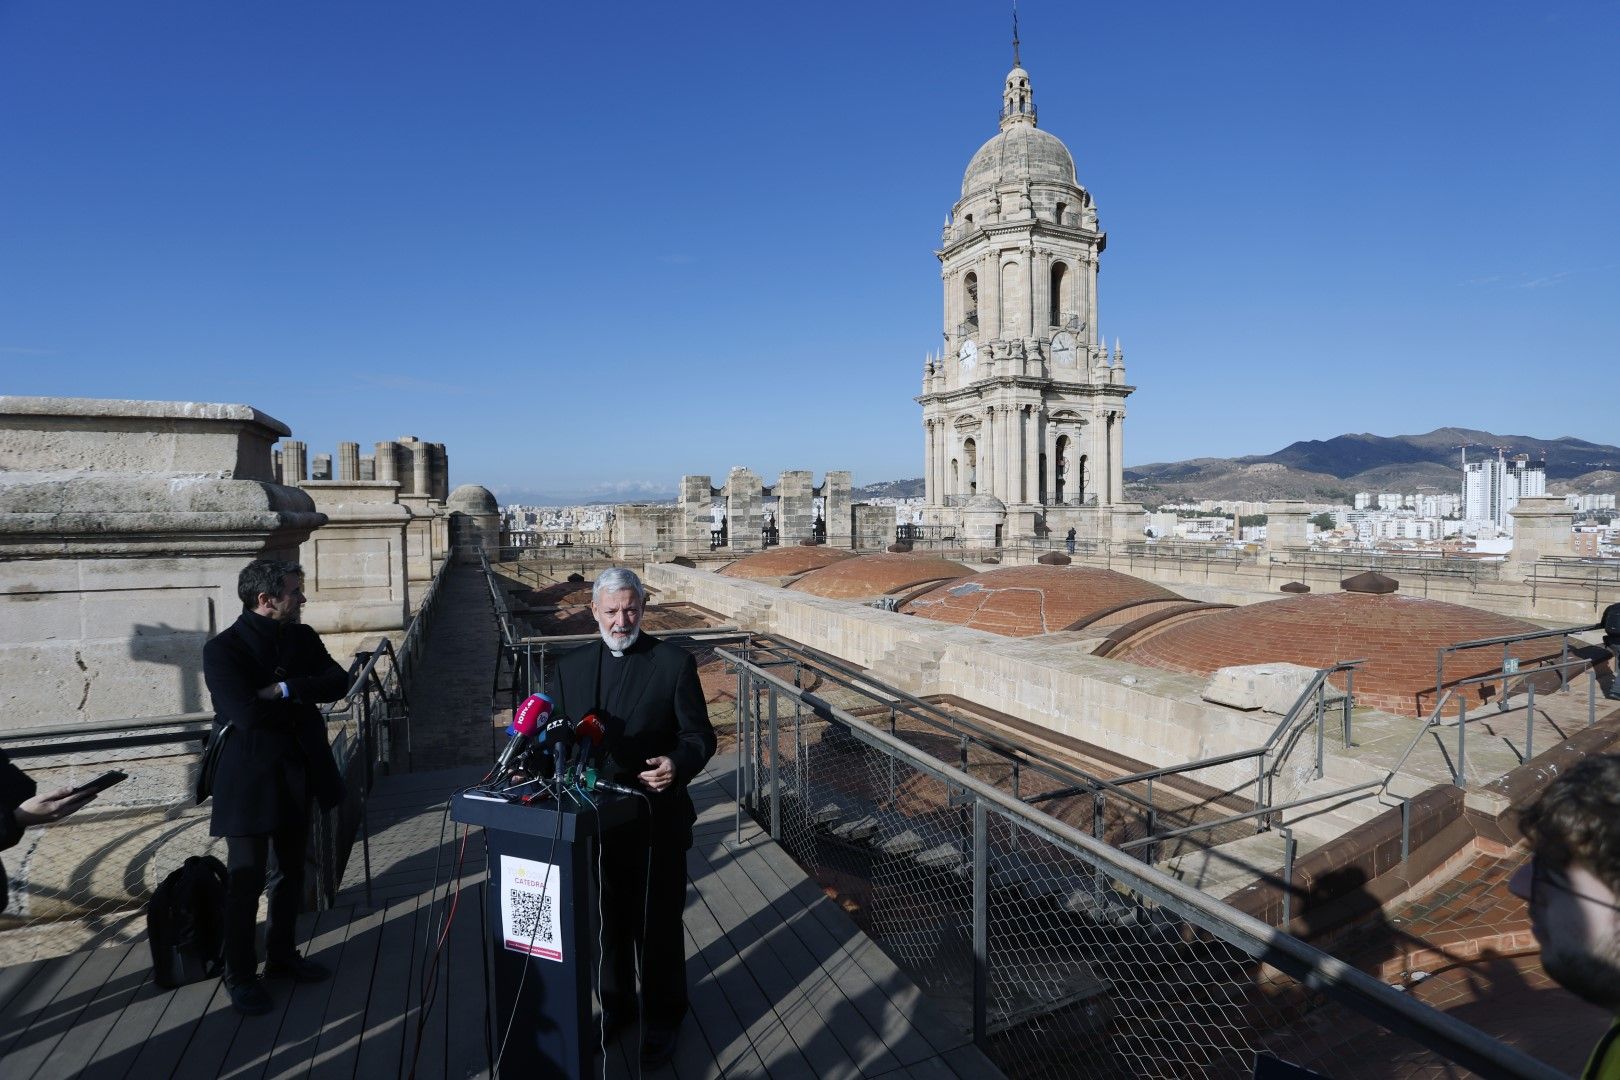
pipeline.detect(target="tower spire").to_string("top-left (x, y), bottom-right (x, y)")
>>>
top-left (1012, 0), bottom-right (1021, 69)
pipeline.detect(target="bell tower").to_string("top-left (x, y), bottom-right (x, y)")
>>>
top-left (918, 36), bottom-right (1133, 542)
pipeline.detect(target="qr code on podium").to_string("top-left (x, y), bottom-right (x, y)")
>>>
top-left (508, 887), bottom-right (553, 943)
top-left (500, 855), bottom-right (564, 962)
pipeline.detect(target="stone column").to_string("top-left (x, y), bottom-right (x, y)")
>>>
top-left (1043, 423), bottom-right (1057, 505)
top-left (777, 470), bottom-right (813, 543)
top-left (337, 441), bottom-right (360, 481)
top-left (429, 443), bottom-right (449, 501)
top-left (1109, 411), bottom-right (1125, 505)
top-left (359, 455), bottom-right (375, 480)
top-left (982, 253), bottom-right (1000, 341)
top-left (825, 470), bottom-right (853, 548)
top-left (281, 440), bottom-right (308, 483)
top-left (1266, 500), bottom-right (1309, 558)
top-left (679, 474), bottom-right (714, 553)
top-left (724, 468), bottom-right (763, 552)
top-left (999, 405), bottom-right (1014, 501)
top-left (374, 440), bottom-right (399, 484)
top-left (1022, 406), bottom-right (1036, 505)
top-left (1507, 496), bottom-right (1577, 570)
top-left (411, 442), bottom-right (431, 496)
top-left (311, 453), bottom-right (332, 481)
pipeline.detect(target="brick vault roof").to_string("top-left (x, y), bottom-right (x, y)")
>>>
top-left (717, 547), bottom-right (857, 579)
top-left (785, 553), bottom-right (973, 600)
top-left (1110, 591), bottom-right (1559, 717)
top-left (900, 565), bottom-right (1183, 637)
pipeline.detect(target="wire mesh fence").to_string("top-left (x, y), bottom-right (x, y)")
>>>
top-left (726, 649), bottom-right (1563, 1080)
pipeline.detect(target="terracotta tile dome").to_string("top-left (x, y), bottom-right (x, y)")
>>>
top-left (717, 546), bottom-right (857, 579)
top-left (900, 565), bottom-right (1183, 637)
top-left (785, 552), bottom-right (972, 600)
top-left (1110, 591), bottom-right (1561, 717)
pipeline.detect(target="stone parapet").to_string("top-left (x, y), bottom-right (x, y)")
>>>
top-left (296, 481), bottom-right (411, 637)
top-left (0, 396), bottom-right (325, 729)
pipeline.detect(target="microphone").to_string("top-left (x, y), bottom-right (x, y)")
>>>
top-left (536, 714), bottom-right (574, 781)
top-left (561, 741), bottom-right (590, 787)
top-left (571, 711), bottom-right (609, 789)
top-left (494, 693), bottom-right (553, 776)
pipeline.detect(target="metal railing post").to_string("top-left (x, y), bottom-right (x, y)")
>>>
top-left (1282, 828), bottom-right (1297, 927)
top-left (358, 687), bottom-right (374, 908)
top-left (1593, 668), bottom-right (1599, 727)
top-left (1400, 798), bottom-right (1411, 863)
top-left (1314, 685), bottom-right (1326, 779)
top-left (1342, 668), bottom-right (1356, 747)
top-left (768, 686), bottom-right (781, 842)
top-left (1456, 698), bottom-right (1468, 789)
top-left (971, 800), bottom-right (989, 1048)
top-left (1525, 681), bottom-right (1535, 760)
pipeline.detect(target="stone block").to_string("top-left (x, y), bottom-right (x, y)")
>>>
top-left (1202, 663), bottom-right (1321, 713)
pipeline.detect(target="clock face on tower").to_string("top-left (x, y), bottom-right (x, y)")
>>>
top-left (958, 339), bottom-right (978, 375)
top-left (1051, 331), bottom-right (1077, 368)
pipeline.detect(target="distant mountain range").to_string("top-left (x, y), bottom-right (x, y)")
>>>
top-left (1123, 428), bottom-right (1620, 506)
top-left (851, 429), bottom-right (1620, 507)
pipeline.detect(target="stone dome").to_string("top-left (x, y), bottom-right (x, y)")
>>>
top-left (962, 123), bottom-right (1077, 197)
top-left (718, 547), bottom-right (856, 579)
top-left (786, 553), bottom-right (972, 601)
top-left (447, 484), bottom-right (498, 514)
top-left (901, 565), bottom-right (1184, 638)
top-left (1109, 591), bottom-right (1560, 717)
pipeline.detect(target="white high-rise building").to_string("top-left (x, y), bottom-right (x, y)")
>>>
top-left (1462, 449), bottom-right (1547, 533)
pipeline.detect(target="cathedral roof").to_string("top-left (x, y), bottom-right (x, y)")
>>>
top-left (901, 565), bottom-right (1183, 637)
top-left (1108, 586), bottom-right (1560, 717)
top-left (785, 552), bottom-right (972, 601)
top-left (961, 62), bottom-right (1076, 197)
top-left (962, 123), bottom-right (1077, 196)
top-left (718, 546), bottom-right (856, 579)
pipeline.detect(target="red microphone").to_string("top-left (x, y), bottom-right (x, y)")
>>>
top-left (575, 711), bottom-right (606, 748)
top-left (496, 693), bottom-right (553, 775)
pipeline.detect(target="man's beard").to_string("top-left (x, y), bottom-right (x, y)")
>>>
top-left (600, 627), bottom-right (640, 653)
top-left (1541, 932), bottom-right (1620, 1011)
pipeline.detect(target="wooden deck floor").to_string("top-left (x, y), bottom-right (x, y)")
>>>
top-left (0, 757), bottom-right (1001, 1079)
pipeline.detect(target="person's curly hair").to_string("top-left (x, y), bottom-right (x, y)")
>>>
top-left (1517, 753), bottom-right (1620, 894)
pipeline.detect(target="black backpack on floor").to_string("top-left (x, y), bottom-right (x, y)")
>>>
top-left (147, 855), bottom-right (228, 989)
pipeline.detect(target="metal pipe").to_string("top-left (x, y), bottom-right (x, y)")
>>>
top-left (1282, 828), bottom-right (1296, 928)
top-left (1456, 697), bottom-right (1468, 789)
top-left (769, 686), bottom-right (781, 842)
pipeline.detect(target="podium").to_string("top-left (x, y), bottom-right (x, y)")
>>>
top-left (452, 790), bottom-right (639, 1078)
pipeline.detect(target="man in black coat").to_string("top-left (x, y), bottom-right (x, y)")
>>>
top-left (204, 558), bottom-right (348, 1015)
top-left (546, 567), bottom-right (715, 1068)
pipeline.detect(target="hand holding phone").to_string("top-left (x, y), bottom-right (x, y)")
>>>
top-left (69, 770), bottom-right (127, 797)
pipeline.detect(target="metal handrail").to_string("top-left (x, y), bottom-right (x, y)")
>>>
top-left (727, 650), bottom-right (1565, 1079)
top-left (1434, 621), bottom-right (1600, 707)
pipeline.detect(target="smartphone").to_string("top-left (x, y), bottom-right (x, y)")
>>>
top-left (69, 770), bottom-right (127, 797)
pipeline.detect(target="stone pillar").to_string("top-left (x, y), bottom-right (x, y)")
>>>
top-left (1110, 502), bottom-right (1147, 543)
top-left (374, 440), bottom-right (400, 485)
top-left (337, 441), bottom-right (360, 481)
top-left (1508, 496), bottom-right (1576, 570)
top-left (1266, 500), bottom-right (1309, 558)
top-left (724, 467), bottom-right (764, 552)
top-left (429, 443), bottom-right (449, 501)
top-left (777, 470), bottom-right (813, 544)
top-left (1023, 408), bottom-right (1036, 508)
top-left (678, 474), bottom-right (714, 553)
top-left (281, 440), bottom-right (308, 483)
top-left (296, 480), bottom-right (411, 650)
top-left (311, 453), bottom-right (332, 481)
top-left (1044, 423), bottom-right (1057, 505)
top-left (825, 470), bottom-right (853, 548)
top-left (1110, 411), bottom-right (1126, 505)
top-left (411, 442), bottom-right (431, 496)
top-left (359, 455), bottom-right (375, 481)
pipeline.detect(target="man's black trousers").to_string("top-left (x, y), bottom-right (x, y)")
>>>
top-left (597, 822), bottom-right (689, 1028)
top-left (223, 819), bottom-right (307, 981)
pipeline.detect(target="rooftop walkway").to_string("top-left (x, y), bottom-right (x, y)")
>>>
top-left (0, 757), bottom-right (1002, 1079)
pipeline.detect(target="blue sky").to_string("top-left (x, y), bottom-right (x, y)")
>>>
top-left (2, 2), bottom-right (1616, 503)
